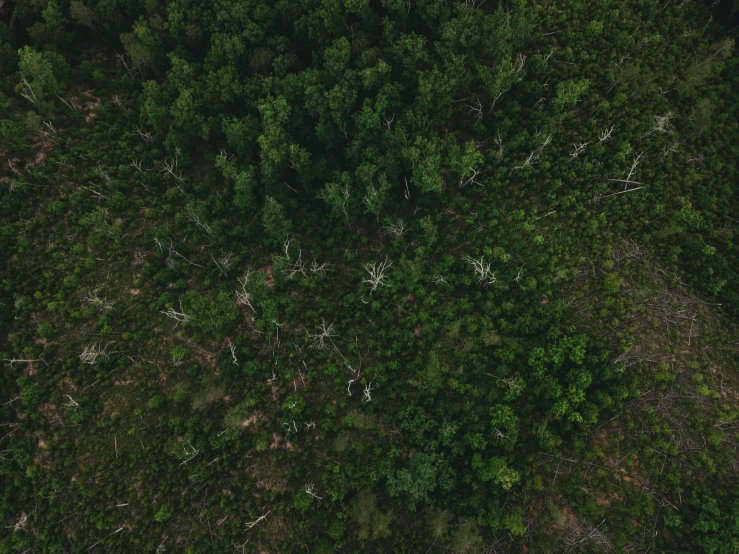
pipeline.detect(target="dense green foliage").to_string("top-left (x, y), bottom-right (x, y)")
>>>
top-left (2, 0), bottom-right (739, 551)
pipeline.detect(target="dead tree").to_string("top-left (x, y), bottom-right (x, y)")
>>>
top-left (510, 151), bottom-right (540, 173)
top-left (663, 142), bottom-right (679, 158)
top-left (235, 271), bottom-right (257, 313)
top-left (172, 349), bottom-right (186, 367)
top-left (433, 274), bottom-right (449, 285)
top-left (84, 291), bottom-right (114, 312)
top-left (63, 395), bottom-right (80, 411)
top-left (538, 132), bottom-right (553, 150)
top-left (598, 126), bottom-right (614, 142)
top-left (159, 150), bottom-right (187, 194)
top-left (308, 319), bottom-right (338, 351)
top-left (466, 256), bottom-right (496, 286)
top-left (129, 160), bottom-right (146, 173)
top-left (6, 513), bottom-right (28, 533)
top-left (384, 218), bottom-right (409, 238)
top-left (110, 95), bottom-right (127, 108)
top-left (494, 131), bottom-right (505, 160)
top-left (464, 0), bottom-right (487, 10)
top-left (160, 301), bottom-right (192, 327)
top-left (179, 440), bottom-right (200, 465)
top-left (135, 126), bottom-right (153, 142)
top-left (57, 95), bottom-right (81, 111)
top-left (154, 237), bottom-right (204, 269)
top-left (227, 339), bottom-right (238, 366)
top-left (115, 52), bottom-right (136, 78)
top-left (305, 484), bottom-right (323, 500)
top-left (467, 96), bottom-right (483, 125)
top-left (458, 167), bottom-right (482, 188)
top-left (244, 510), bottom-right (271, 530)
top-left (363, 258), bottom-right (393, 292)
top-left (310, 259), bottom-right (331, 277)
top-left (645, 112), bottom-right (673, 136)
top-left (570, 141), bottom-right (591, 160)
top-left (363, 382), bottom-right (374, 403)
top-left (19, 78), bottom-right (38, 104)
top-left (216, 251), bottom-right (235, 275)
top-left (186, 206), bottom-right (214, 238)
top-left (594, 153), bottom-right (644, 203)
top-left (280, 239), bottom-right (308, 279)
top-left (2, 357), bottom-right (48, 367)
top-left (79, 342), bottom-right (112, 365)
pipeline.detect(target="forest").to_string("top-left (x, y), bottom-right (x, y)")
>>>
top-left (1, 0), bottom-right (739, 551)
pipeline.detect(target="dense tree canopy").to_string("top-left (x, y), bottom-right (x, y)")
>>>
top-left (1, 0), bottom-right (739, 551)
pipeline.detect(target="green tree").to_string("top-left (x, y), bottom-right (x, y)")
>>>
top-left (262, 196), bottom-right (292, 243)
top-left (180, 291), bottom-right (239, 338)
top-left (319, 172), bottom-right (354, 229)
top-left (154, 504), bottom-right (174, 523)
top-left (258, 95), bottom-right (291, 182)
top-left (16, 46), bottom-right (69, 109)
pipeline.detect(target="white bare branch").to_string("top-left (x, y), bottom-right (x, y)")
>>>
top-left (467, 96), bottom-right (483, 125)
top-left (363, 382), bottom-right (374, 403)
top-left (111, 95), bottom-right (127, 108)
top-left (64, 395), bottom-right (80, 409)
top-left (79, 342), bottom-right (112, 365)
top-left (494, 131), bottom-right (504, 160)
top-left (154, 237), bottom-right (204, 269)
top-left (85, 290), bottom-right (114, 312)
top-left (510, 151), bottom-right (540, 173)
top-left (570, 141), bottom-right (591, 159)
top-left (129, 159), bottom-right (145, 173)
top-left (432, 274), bottom-right (449, 285)
top-left (305, 483), bottom-right (323, 500)
top-left (19, 77), bottom-right (38, 104)
top-left (384, 218), bottom-right (409, 237)
top-left (464, 0), bottom-right (487, 10)
top-left (135, 127), bottom-right (153, 142)
top-left (599, 126), bottom-right (614, 142)
top-left (179, 440), bottom-right (200, 465)
top-left (244, 510), bottom-right (271, 530)
top-left (186, 207), bottom-right (214, 238)
top-left (663, 142), bottom-right (680, 158)
top-left (6, 513), bottom-right (27, 533)
top-left (310, 259), bottom-right (331, 277)
top-left (42, 120), bottom-right (57, 136)
top-left (539, 133), bottom-right (553, 151)
top-left (172, 349), bottom-right (186, 367)
top-left (466, 256), bottom-right (496, 286)
top-left (235, 271), bottom-right (257, 314)
top-left (160, 301), bottom-right (192, 327)
top-left (458, 167), bottom-right (482, 188)
top-left (363, 258), bottom-right (393, 292)
top-left (96, 164), bottom-right (112, 184)
top-left (308, 319), bottom-right (338, 351)
top-left (2, 357), bottom-right (47, 367)
top-left (57, 95), bottom-right (80, 111)
top-left (626, 153), bottom-right (642, 185)
top-left (280, 239), bottom-right (308, 279)
top-left (227, 339), bottom-right (238, 366)
top-left (649, 112), bottom-right (673, 135)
